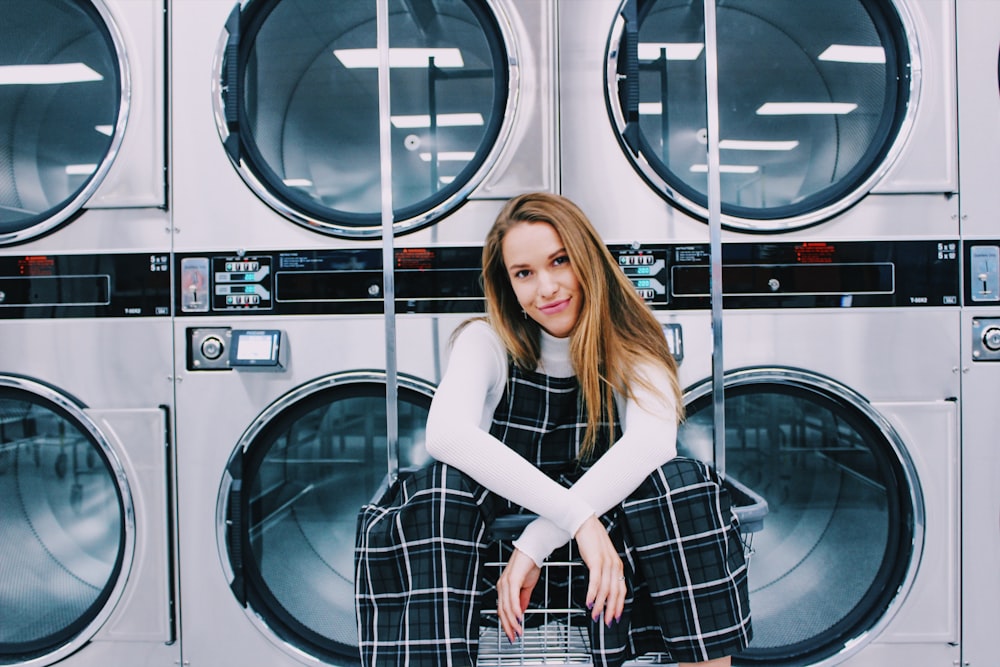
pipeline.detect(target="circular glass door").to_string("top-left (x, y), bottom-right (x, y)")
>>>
top-left (0, 377), bottom-right (132, 664)
top-left (219, 372), bottom-right (434, 663)
top-left (677, 368), bottom-right (923, 665)
top-left (608, 0), bottom-right (915, 232)
top-left (0, 0), bottom-right (126, 246)
top-left (217, 0), bottom-right (513, 238)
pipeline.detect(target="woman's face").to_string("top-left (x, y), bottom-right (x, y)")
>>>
top-left (501, 221), bottom-right (583, 338)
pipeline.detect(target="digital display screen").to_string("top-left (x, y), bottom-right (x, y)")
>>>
top-left (230, 330), bottom-right (281, 366)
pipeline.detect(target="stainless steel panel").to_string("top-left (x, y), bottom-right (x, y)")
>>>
top-left (961, 311), bottom-right (1000, 667)
top-left (956, 0), bottom-right (1000, 238)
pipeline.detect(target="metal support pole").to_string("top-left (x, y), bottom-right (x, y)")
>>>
top-left (703, 0), bottom-right (726, 475)
top-left (377, 0), bottom-right (399, 481)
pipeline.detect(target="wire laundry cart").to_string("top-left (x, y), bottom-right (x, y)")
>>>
top-left (476, 476), bottom-right (767, 666)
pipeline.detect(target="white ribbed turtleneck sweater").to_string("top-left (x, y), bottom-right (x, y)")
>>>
top-left (425, 320), bottom-right (678, 566)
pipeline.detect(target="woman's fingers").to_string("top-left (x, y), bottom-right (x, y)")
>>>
top-left (574, 515), bottom-right (626, 624)
top-left (497, 549), bottom-right (540, 643)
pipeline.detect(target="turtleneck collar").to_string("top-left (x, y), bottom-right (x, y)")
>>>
top-left (538, 329), bottom-right (574, 378)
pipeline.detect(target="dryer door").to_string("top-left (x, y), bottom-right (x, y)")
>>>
top-left (0, 376), bottom-right (134, 665)
top-left (218, 372), bottom-right (434, 663)
top-left (0, 0), bottom-right (129, 246)
top-left (607, 0), bottom-right (916, 232)
top-left (216, 0), bottom-right (516, 238)
top-left (677, 368), bottom-right (923, 666)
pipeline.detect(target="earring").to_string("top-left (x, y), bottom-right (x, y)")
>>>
top-left (521, 309), bottom-right (527, 319)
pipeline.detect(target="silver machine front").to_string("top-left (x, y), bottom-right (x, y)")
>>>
top-left (956, 0), bottom-right (1000, 665)
top-left (0, 1), bottom-right (173, 666)
top-left (559, 0), bottom-right (962, 665)
top-left (170, 0), bottom-right (556, 665)
top-left (0, 254), bottom-right (175, 667)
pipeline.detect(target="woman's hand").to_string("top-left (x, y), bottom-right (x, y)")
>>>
top-left (574, 515), bottom-right (626, 625)
top-left (497, 548), bottom-right (541, 643)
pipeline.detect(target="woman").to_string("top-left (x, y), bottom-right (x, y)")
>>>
top-left (356, 193), bottom-right (751, 667)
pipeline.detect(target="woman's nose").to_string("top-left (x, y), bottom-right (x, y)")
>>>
top-left (537, 270), bottom-right (558, 296)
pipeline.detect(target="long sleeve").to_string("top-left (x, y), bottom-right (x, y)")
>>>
top-left (424, 322), bottom-right (597, 539)
top-left (513, 362), bottom-right (679, 564)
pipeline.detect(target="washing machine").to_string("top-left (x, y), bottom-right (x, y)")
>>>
top-left (603, 237), bottom-right (961, 665)
top-left (0, 251), bottom-right (175, 666)
top-left (559, 0), bottom-right (958, 242)
top-left (169, 0), bottom-right (556, 254)
top-left (172, 244), bottom-right (486, 666)
top-left (0, 0), bottom-right (167, 252)
top-left (956, 2), bottom-right (1000, 665)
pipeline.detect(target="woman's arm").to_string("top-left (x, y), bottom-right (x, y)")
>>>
top-left (513, 361), bottom-right (679, 561)
top-left (425, 322), bottom-right (597, 539)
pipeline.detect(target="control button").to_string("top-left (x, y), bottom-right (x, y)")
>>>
top-left (983, 327), bottom-right (1000, 352)
top-left (768, 278), bottom-right (780, 292)
top-left (201, 336), bottom-right (225, 360)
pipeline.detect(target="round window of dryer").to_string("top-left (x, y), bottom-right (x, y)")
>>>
top-left (215, 0), bottom-right (514, 239)
top-left (0, 0), bottom-right (126, 247)
top-left (607, 0), bottom-right (915, 232)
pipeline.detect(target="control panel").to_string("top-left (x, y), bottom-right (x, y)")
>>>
top-left (0, 253), bottom-right (170, 319)
top-left (177, 247), bottom-right (483, 316)
top-left (176, 240), bottom-right (961, 317)
top-left (188, 328), bottom-right (285, 371)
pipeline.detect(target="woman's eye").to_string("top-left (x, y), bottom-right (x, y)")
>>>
top-left (513, 269), bottom-right (530, 279)
top-left (553, 255), bottom-right (570, 266)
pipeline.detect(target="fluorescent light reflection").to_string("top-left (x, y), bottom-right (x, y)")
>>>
top-left (819, 45), bottom-right (886, 64)
top-left (757, 102), bottom-right (857, 115)
top-left (720, 139), bottom-right (799, 151)
top-left (65, 164), bottom-right (97, 175)
top-left (334, 48), bottom-right (463, 69)
top-left (390, 113), bottom-right (484, 128)
top-left (638, 43), bottom-right (704, 61)
top-left (418, 151), bottom-right (475, 162)
top-left (639, 102), bottom-right (663, 115)
top-left (95, 125), bottom-right (113, 136)
top-left (439, 176), bottom-right (455, 184)
top-left (283, 178), bottom-right (313, 188)
top-left (0, 63), bottom-right (103, 85)
top-left (690, 164), bottom-right (760, 174)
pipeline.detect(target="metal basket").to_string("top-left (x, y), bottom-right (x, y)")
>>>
top-left (477, 475), bottom-right (767, 666)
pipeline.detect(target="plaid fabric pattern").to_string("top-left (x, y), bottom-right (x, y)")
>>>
top-left (356, 462), bottom-right (501, 667)
top-left (355, 363), bottom-right (751, 666)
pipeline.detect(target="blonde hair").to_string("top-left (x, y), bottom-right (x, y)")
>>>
top-left (479, 192), bottom-right (684, 459)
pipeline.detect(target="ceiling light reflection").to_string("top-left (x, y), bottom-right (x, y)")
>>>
top-left (65, 164), bottom-right (97, 175)
top-left (638, 43), bottom-right (704, 61)
top-left (757, 102), bottom-right (857, 115)
top-left (418, 151), bottom-right (475, 162)
top-left (819, 45), bottom-right (886, 64)
top-left (720, 139), bottom-right (799, 151)
top-left (0, 63), bottom-right (103, 85)
top-left (334, 48), bottom-right (463, 69)
top-left (391, 113), bottom-right (484, 128)
top-left (690, 164), bottom-right (760, 174)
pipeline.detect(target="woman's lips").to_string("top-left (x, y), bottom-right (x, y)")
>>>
top-left (538, 298), bottom-right (570, 315)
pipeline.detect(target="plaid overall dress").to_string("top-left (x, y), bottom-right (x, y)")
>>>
top-left (355, 364), bottom-right (752, 667)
